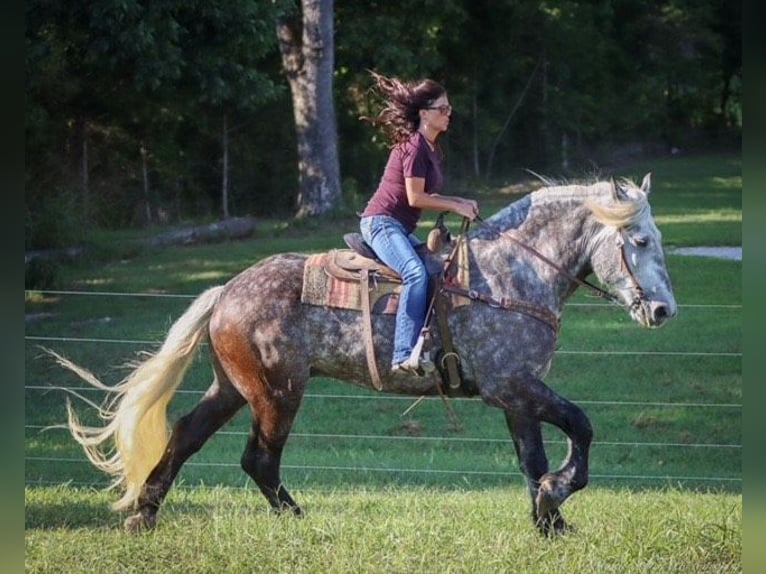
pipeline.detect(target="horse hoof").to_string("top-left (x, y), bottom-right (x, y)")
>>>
top-left (124, 513), bottom-right (156, 533)
top-left (535, 508), bottom-right (571, 537)
top-left (269, 503), bottom-right (305, 518)
top-left (538, 517), bottom-right (572, 537)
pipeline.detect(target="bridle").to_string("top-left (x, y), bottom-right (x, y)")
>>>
top-left (615, 227), bottom-right (647, 314)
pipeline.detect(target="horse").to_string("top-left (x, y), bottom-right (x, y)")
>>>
top-left (51, 173), bottom-right (677, 536)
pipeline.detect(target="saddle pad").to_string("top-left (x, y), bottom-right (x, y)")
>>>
top-left (451, 238), bottom-right (471, 308)
top-left (302, 252), bottom-right (400, 314)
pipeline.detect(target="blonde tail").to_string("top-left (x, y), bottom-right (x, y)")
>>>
top-left (47, 285), bottom-right (225, 511)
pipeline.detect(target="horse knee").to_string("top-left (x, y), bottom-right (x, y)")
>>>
top-left (564, 404), bottom-right (593, 445)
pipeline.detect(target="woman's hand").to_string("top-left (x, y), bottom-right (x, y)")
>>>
top-left (453, 197), bottom-right (479, 220)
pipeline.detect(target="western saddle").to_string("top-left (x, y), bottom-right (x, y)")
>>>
top-left (335, 218), bottom-right (466, 394)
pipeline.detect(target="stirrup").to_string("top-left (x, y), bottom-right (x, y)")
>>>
top-left (392, 352), bottom-right (435, 376)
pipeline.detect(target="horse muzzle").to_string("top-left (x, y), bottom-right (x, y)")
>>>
top-left (630, 296), bottom-right (677, 328)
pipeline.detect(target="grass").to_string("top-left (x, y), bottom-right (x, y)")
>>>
top-left (25, 152), bottom-right (741, 571)
top-left (25, 486), bottom-right (740, 574)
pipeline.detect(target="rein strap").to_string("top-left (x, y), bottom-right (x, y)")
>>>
top-left (440, 218), bottom-right (561, 334)
top-left (476, 217), bottom-right (620, 304)
top-left (441, 281), bottom-right (560, 333)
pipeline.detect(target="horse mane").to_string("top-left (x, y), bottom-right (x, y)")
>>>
top-left (526, 177), bottom-right (650, 227)
top-left (583, 178), bottom-right (650, 228)
top-left (477, 176), bottom-right (649, 238)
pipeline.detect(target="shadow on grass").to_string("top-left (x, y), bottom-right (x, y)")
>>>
top-left (25, 496), bottom-right (119, 530)
top-left (24, 485), bottom-right (276, 531)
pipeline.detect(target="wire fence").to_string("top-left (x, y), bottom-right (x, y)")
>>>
top-left (25, 289), bottom-right (742, 491)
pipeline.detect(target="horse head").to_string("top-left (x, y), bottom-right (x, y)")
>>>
top-left (587, 173), bottom-right (677, 328)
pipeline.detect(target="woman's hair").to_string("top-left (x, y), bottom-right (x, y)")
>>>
top-left (364, 70), bottom-right (446, 145)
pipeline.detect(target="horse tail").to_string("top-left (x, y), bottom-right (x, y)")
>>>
top-left (48, 285), bottom-right (225, 511)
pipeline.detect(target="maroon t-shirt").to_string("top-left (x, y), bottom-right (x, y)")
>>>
top-left (361, 132), bottom-right (444, 234)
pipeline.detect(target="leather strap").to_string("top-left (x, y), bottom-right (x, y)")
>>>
top-left (360, 269), bottom-right (383, 390)
top-left (435, 292), bottom-right (462, 390)
top-left (441, 281), bottom-right (560, 334)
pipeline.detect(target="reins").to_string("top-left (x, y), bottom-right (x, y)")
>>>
top-left (439, 216), bottom-right (562, 333)
top-left (473, 215), bottom-right (621, 304)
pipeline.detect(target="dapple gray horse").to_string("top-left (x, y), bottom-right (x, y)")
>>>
top-left (54, 174), bottom-right (676, 535)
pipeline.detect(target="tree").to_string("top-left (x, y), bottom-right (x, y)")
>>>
top-left (276, 0), bottom-right (341, 218)
top-left (26, 0), bottom-right (741, 247)
top-left (174, 1), bottom-right (282, 219)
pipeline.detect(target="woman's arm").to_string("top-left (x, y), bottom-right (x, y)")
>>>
top-left (405, 177), bottom-right (478, 219)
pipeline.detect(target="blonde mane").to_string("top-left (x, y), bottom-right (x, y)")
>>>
top-left (585, 178), bottom-right (650, 227)
top-left (527, 178), bottom-right (649, 228)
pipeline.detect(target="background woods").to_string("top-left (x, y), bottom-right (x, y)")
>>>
top-left (25, 0), bottom-right (741, 250)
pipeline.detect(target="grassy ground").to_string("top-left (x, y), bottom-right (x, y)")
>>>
top-left (25, 486), bottom-right (740, 574)
top-left (25, 152), bottom-right (741, 572)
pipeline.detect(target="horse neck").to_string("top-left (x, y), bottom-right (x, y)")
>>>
top-left (469, 192), bottom-right (601, 308)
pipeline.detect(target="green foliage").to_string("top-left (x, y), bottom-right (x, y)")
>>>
top-left (24, 258), bottom-right (61, 290)
top-left (26, 1), bottom-right (741, 248)
top-left (25, 0), bottom-right (286, 245)
top-left (25, 186), bottom-right (88, 250)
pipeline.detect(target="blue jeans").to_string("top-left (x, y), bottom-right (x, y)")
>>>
top-left (360, 215), bottom-right (428, 366)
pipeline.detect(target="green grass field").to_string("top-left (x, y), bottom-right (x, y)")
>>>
top-left (26, 486), bottom-right (739, 573)
top-left (25, 153), bottom-right (741, 572)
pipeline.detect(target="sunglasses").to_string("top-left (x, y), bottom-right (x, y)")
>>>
top-left (424, 104), bottom-right (452, 115)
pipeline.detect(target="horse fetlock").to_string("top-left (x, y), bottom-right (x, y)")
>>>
top-left (123, 511), bottom-right (156, 534)
top-left (535, 473), bottom-right (569, 517)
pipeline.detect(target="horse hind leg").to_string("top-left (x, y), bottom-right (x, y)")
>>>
top-left (125, 359), bottom-right (246, 532)
top-left (240, 389), bottom-right (304, 517)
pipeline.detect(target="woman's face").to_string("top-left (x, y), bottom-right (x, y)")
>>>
top-left (421, 95), bottom-right (452, 134)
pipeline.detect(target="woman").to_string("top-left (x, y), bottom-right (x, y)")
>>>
top-left (360, 71), bottom-right (479, 375)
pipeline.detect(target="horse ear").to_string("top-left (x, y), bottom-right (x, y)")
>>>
top-left (610, 177), bottom-right (628, 201)
top-left (640, 172), bottom-right (652, 195)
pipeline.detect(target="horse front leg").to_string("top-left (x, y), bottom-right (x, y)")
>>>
top-left (488, 372), bottom-right (593, 536)
top-left (503, 412), bottom-right (567, 535)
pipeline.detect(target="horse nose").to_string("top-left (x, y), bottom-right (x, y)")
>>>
top-left (650, 301), bottom-right (676, 325)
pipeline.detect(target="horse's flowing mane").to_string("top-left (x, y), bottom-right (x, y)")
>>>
top-left (583, 179), bottom-right (650, 228)
top-left (481, 178), bottom-right (649, 235)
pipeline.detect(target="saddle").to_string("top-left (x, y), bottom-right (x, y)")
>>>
top-left (301, 224), bottom-right (467, 393)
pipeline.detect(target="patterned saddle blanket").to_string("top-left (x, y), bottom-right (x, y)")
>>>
top-left (301, 249), bottom-right (403, 314)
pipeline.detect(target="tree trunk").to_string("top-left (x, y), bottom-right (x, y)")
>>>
top-left (75, 116), bottom-right (90, 223)
top-left (140, 145), bottom-right (152, 225)
top-left (222, 112), bottom-right (230, 219)
top-left (485, 58), bottom-right (540, 179)
top-left (276, 0), bottom-right (341, 218)
top-left (471, 78), bottom-right (480, 177)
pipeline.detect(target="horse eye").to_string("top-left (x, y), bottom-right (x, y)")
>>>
top-left (633, 235), bottom-right (649, 247)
